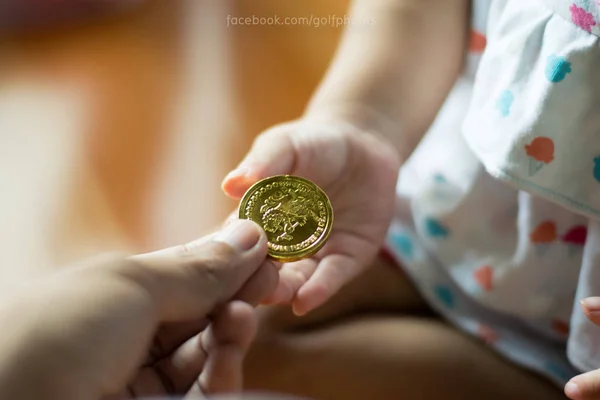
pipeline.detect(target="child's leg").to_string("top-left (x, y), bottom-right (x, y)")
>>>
top-left (245, 254), bottom-right (564, 399)
top-left (244, 316), bottom-right (564, 400)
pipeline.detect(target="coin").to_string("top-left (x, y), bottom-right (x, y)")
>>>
top-left (238, 175), bottom-right (333, 262)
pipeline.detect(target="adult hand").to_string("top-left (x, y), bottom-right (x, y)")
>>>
top-left (0, 220), bottom-right (278, 400)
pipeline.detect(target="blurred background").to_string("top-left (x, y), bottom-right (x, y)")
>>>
top-left (0, 0), bottom-right (349, 285)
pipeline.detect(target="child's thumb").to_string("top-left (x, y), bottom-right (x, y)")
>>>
top-left (222, 125), bottom-right (297, 199)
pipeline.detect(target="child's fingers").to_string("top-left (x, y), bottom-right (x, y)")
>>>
top-left (233, 259), bottom-right (280, 306)
top-left (570, 299), bottom-right (600, 399)
top-left (293, 254), bottom-right (361, 316)
top-left (261, 279), bottom-right (293, 305)
top-left (581, 298), bottom-right (600, 326)
top-left (261, 259), bottom-right (318, 306)
top-left (566, 370), bottom-right (600, 400)
top-left (222, 125), bottom-right (297, 199)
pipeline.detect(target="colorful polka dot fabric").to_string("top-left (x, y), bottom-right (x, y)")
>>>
top-left (385, 0), bottom-right (600, 388)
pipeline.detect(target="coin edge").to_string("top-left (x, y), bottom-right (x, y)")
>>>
top-left (237, 175), bottom-right (334, 262)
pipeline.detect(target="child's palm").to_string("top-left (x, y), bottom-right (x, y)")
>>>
top-left (223, 120), bottom-right (400, 315)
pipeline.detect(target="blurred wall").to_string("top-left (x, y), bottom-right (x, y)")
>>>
top-left (0, 0), bottom-right (349, 284)
top-left (231, 0), bottom-right (350, 141)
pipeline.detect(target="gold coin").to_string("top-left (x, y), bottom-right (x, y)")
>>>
top-left (238, 175), bottom-right (334, 262)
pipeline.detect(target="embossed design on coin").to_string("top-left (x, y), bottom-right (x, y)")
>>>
top-left (238, 175), bottom-right (333, 262)
top-left (261, 189), bottom-right (319, 242)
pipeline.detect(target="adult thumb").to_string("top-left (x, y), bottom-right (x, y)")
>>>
top-left (124, 219), bottom-right (269, 322)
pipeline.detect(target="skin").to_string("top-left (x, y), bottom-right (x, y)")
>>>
top-left (244, 256), bottom-right (566, 400)
top-left (222, 0), bottom-right (467, 316)
top-left (0, 220), bottom-right (278, 400)
top-left (1, 1), bottom-right (594, 397)
top-left (564, 298), bottom-right (600, 400)
top-left (222, 0), bottom-right (581, 398)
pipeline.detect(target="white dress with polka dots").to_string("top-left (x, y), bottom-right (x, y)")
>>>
top-left (385, 0), bottom-right (600, 386)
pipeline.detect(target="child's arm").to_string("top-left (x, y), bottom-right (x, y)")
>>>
top-left (223, 0), bottom-right (470, 313)
top-left (306, 0), bottom-right (469, 160)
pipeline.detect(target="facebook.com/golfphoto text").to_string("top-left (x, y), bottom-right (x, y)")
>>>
top-left (226, 14), bottom-right (376, 28)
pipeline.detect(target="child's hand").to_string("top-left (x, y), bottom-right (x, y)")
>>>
top-left (565, 298), bottom-right (600, 399)
top-left (222, 119), bottom-right (400, 315)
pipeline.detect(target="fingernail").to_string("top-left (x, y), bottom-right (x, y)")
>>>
top-left (581, 297), bottom-right (600, 313)
top-left (223, 166), bottom-right (250, 182)
top-left (292, 301), bottom-right (308, 317)
top-left (292, 307), bottom-right (306, 317)
top-left (213, 219), bottom-right (261, 251)
top-left (565, 381), bottom-right (580, 399)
